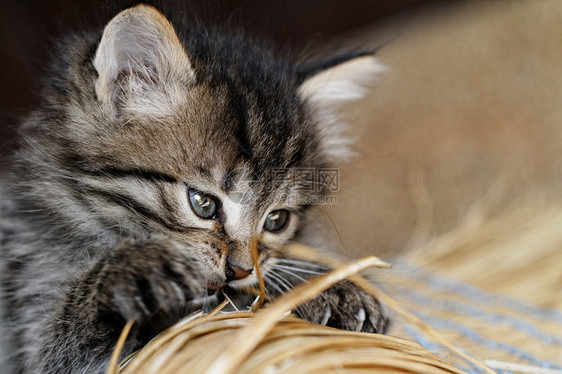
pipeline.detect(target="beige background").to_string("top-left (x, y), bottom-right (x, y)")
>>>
top-left (310, 1), bottom-right (562, 259)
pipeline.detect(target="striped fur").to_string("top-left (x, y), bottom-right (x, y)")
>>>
top-left (0, 5), bottom-right (387, 373)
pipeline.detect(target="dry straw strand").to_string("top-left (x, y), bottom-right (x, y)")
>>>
top-left (105, 245), bottom-right (495, 374)
top-left (250, 236), bottom-right (266, 312)
top-left (283, 243), bottom-right (495, 374)
top-left (203, 255), bottom-right (390, 374)
top-left (107, 319), bottom-right (134, 374)
top-left (105, 196), bottom-right (562, 373)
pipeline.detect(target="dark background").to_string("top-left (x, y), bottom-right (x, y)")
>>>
top-left (0, 0), bottom-right (445, 163)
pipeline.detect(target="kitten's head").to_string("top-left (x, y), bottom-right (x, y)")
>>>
top-left (22, 5), bottom-right (384, 289)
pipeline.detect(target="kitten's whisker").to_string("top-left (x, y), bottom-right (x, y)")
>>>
top-left (274, 258), bottom-right (329, 270)
top-left (264, 271), bottom-right (293, 292)
top-left (263, 275), bottom-right (286, 296)
top-left (274, 264), bottom-right (325, 276)
top-left (274, 267), bottom-right (308, 284)
top-left (265, 272), bottom-right (313, 319)
top-left (119, 116), bottom-right (136, 128)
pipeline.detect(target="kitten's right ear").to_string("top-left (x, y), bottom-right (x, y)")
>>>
top-left (94, 5), bottom-right (194, 117)
top-left (297, 54), bottom-right (386, 164)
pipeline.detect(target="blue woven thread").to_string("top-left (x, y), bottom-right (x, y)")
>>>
top-left (411, 311), bottom-right (562, 371)
top-left (403, 325), bottom-right (485, 374)
top-left (385, 261), bottom-right (562, 373)
top-left (403, 325), bottom-right (442, 351)
top-left (393, 261), bottom-right (562, 323)
top-left (386, 282), bottom-right (562, 347)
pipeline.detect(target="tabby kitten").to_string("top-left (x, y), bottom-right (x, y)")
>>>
top-left (0, 5), bottom-right (388, 373)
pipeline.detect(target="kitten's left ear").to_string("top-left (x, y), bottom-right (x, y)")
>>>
top-left (94, 4), bottom-right (194, 117)
top-left (298, 54), bottom-right (386, 163)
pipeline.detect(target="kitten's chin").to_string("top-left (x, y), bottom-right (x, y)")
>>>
top-left (205, 282), bottom-right (219, 295)
top-left (226, 275), bottom-right (258, 290)
top-left (205, 281), bottom-right (222, 295)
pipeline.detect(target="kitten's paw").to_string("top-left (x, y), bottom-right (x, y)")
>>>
top-left (297, 280), bottom-right (389, 333)
top-left (92, 238), bottom-right (205, 335)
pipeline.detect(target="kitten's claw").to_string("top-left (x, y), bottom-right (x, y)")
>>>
top-left (321, 305), bottom-right (332, 326)
top-left (355, 307), bottom-right (366, 332)
top-left (170, 281), bottom-right (185, 303)
top-left (133, 295), bottom-right (151, 317)
top-left (297, 280), bottom-right (389, 334)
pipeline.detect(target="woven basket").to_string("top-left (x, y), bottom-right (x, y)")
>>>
top-left (107, 199), bottom-right (562, 374)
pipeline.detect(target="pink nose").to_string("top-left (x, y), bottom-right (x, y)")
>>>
top-left (226, 264), bottom-right (253, 281)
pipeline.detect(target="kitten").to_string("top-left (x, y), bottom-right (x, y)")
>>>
top-left (0, 5), bottom-right (388, 373)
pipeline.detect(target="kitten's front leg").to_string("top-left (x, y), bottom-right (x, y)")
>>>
top-left (267, 257), bottom-right (389, 334)
top-left (36, 238), bottom-right (206, 374)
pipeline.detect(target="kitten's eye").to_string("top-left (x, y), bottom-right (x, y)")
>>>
top-left (263, 210), bottom-right (289, 233)
top-left (188, 189), bottom-right (217, 219)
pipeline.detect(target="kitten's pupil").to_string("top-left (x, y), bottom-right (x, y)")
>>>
top-left (188, 189), bottom-right (217, 219)
top-left (263, 210), bottom-right (289, 232)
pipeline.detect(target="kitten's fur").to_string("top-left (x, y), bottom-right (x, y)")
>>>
top-left (0, 5), bottom-right (388, 373)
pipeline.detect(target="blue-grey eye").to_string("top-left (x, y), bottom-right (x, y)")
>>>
top-left (188, 189), bottom-right (217, 219)
top-left (263, 210), bottom-right (289, 232)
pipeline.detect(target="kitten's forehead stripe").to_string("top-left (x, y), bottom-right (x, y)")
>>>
top-left (222, 169), bottom-right (233, 192)
top-left (81, 167), bottom-right (178, 183)
top-left (229, 87), bottom-right (253, 161)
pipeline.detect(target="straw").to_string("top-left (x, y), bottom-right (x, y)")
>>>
top-left (107, 319), bottom-right (134, 374)
top-left (104, 196), bottom-right (562, 374)
top-left (203, 255), bottom-right (390, 374)
top-left (250, 236), bottom-right (266, 312)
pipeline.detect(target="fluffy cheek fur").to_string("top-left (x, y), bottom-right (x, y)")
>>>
top-left (168, 231), bottom-right (229, 284)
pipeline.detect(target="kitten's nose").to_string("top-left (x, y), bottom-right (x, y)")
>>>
top-left (226, 263), bottom-right (253, 281)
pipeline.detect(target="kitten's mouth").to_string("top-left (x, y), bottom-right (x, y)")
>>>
top-left (204, 281), bottom-right (223, 295)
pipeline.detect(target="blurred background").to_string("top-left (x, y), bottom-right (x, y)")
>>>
top-left (318, 0), bottom-right (562, 259)
top-left (2, 0), bottom-right (562, 261)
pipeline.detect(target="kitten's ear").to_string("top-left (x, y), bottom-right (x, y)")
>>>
top-left (94, 4), bottom-right (194, 116)
top-left (298, 54), bottom-right (386, 163)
